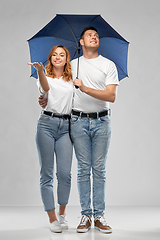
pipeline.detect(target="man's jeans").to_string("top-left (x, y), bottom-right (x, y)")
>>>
top-left (71, 113), bottom-right (111, 218)
top-left (35, 113), bottom-right (73, 211)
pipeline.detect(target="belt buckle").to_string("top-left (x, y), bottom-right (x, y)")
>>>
top-left (87, 113), bottom-right (90, 119)
top-left (61, 114), bottom-right (64, 119)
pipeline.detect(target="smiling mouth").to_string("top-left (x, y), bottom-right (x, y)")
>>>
top-left (55, 61), bottom-right (61, 63)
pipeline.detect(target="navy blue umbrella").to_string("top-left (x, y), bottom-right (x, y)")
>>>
top-left (27, 14), bottom-right (129, 80)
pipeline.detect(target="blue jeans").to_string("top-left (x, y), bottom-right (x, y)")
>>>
top-left (70, 113), bottom-right (111, 218)
top-left (35, 113), bottom-right (73, 211)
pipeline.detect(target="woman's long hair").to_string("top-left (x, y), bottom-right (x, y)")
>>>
top-left (45, 45), bottom-right (72, 82)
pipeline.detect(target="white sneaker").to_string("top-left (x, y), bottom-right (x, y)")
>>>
top-left (58, 215), bottom-right (68, 229)
top-left (50, 220), bottom-right (62, 233)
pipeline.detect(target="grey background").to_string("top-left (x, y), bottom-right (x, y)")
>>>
top-left (0, 0), bottom-right (159, 207)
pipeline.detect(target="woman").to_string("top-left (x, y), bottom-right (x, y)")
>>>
top-left (28, 45), bottom-right (73, 233)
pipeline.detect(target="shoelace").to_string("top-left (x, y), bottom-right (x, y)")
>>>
top-left (80, 215), bottom-right (91, 226)
top-left (95, 216), bottom-right (108, 226)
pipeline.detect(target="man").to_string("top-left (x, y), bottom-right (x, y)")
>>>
top-left (39, 26), bottom-right (119, 233)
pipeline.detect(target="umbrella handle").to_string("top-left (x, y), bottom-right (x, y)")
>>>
top-left (75, 42), bottom-right (80, 89)
top-left (75, 77), bottom-right (79, 89)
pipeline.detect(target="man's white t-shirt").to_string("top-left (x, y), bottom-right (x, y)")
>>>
top-left (37, 76), bottom-right (73, 114)
top-left (71, 55), bottom-right (119, 113)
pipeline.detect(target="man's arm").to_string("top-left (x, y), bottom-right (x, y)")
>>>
top-left (38, 95), bottom-right (48, 108)
top-left (73, 78), bottom-right (118, 103)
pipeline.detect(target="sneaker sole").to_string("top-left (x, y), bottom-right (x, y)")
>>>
top-left (61, 225), bottom-right (68, 230)
top-left (50, 229), bottom-right (62, 233)
top-left (95, 226), bottom-right (112, 233)
top-left (77, 226), bottom-right (91, 233)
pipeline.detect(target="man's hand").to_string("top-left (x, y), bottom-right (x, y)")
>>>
top-left (38, 95), bottom-right (48, 108)
top-left (73, 78), bottom-right (87, 92)
top-left (73, 78), bottom-right (118, 102)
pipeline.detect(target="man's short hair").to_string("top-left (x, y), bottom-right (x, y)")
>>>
top-left (80, 26), bottom-right (98, 39)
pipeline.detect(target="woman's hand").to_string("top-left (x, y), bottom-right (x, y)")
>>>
top-left (28, 62), bottom-right (49, 92)
top-left (27, 62), bottom-right (44, 72)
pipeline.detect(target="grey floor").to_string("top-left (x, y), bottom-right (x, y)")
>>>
top-left (0, 205), bottom-right (160, 240)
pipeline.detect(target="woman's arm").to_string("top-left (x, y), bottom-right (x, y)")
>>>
top-left (28, 62), bottom-right (50, 92)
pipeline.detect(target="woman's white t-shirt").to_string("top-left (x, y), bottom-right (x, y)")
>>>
top-left (37, 76), bottom-right (73, 115)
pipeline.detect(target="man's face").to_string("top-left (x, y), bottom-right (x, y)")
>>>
top-left (80, 30), bottom-right (99, 50)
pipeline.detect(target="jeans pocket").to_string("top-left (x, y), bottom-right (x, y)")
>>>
top-left (99, 115), bottom-right (110, 123)
top-left (40, 113), bottom-right (51, 120)
top-left (37, 114), bottom-right (51, 125)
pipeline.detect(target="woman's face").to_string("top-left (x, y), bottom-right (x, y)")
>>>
top-left (51, 47), bottom-right (67, 69)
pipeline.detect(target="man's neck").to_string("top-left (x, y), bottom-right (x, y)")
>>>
top-left (82, 48), bottom-right (99, 59)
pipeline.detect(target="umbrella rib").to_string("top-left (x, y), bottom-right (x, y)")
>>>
top-left (88, 15), bottom-right (100, 26)
top-left (59, 15), bottom-right (79, 47)
top-left (50, 36), bottom-right (78, 49)
top-left (100, 36), bottom-right (129, 43)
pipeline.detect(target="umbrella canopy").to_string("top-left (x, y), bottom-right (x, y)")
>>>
top-left (27, 14), bottom-right (129, 80)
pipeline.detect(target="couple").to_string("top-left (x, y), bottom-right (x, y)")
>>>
top-left (28, 26), bottom-right (119, 234)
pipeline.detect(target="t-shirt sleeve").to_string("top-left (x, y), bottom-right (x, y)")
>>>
top-left (105, 61), bottom-right (119, 86)
top-left (36, 79), bottom-right (48, 94)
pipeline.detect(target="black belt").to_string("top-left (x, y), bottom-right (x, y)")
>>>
top-left (72, 110), bottom-right (110, 118)
top-left (43, 111), bottom-right (70, 119)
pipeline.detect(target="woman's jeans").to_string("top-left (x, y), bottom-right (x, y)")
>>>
top-left (35, 113), bottom-right (73, 212)
top-left (71, 113), bottom-right (111, 218)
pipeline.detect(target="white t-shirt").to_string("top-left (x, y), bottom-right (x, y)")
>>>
top-left (37, 76), bottom-right (73, 114)
top-left (71, 55), bottom-right (119, 112)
